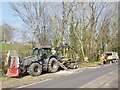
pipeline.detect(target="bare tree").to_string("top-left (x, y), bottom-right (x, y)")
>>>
top-left (10, 2), bottom-right (49, 47)
top-left (56, 2), bottom-right (76, 47)
top-left (0, 23), bottom-right (13, 42)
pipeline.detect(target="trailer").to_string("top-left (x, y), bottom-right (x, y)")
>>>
top-left (56, 44), bottom-right (79, 69)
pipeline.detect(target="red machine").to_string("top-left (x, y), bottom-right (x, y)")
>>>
top-left (6, 56), bottom-right (20, 77)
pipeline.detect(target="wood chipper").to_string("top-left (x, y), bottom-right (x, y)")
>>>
top-left (6, 44), bottom-right (79, 77)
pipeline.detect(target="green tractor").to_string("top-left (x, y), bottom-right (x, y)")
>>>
top-left (6, 44), bottom-right (79, 77)
top-left (6, 46), bottom-right (60, 77)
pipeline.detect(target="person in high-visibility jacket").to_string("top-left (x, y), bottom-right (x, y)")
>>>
top-left (100, 54), bottom-right (106, 64)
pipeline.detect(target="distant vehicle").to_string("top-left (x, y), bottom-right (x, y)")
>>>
top-left (104, 52), bottom-right (119, 63)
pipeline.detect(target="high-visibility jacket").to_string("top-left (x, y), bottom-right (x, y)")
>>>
top-left (100, 56), bottom-right (105, 63)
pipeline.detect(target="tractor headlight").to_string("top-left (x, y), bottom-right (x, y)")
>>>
top-left (20, 62), bottom-right (23, 66)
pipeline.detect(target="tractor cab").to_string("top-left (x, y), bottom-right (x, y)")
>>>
top-left (32, 47), bottom-right (52, 59)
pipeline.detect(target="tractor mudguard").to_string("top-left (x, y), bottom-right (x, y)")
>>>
top-left (21, 56), bottom-right (38, 66)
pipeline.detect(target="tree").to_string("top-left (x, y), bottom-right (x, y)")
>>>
top-left (10, 2), bottom-right (49, 47)
top-left (0, 23), bottom-right (13, 42)
top-left (9, 2), bottom-right (118, 62)
top-left (69, 16), bottom-right (78, 52)
top-left (57, 2), bottom-right (76, 47)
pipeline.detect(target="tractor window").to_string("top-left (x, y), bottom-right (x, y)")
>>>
top-left (33, 49), bottom-right (39, 56)
top-left (33, 48), bottom-right (42, 57)
top-left (105, 53), bottom-right (112, 56)
top-left (47, 49), bottom-right (51, 55)
top-left (38, 49), bottom-right (42, 57)
top-left (42, 49), bottom-right (51, 56)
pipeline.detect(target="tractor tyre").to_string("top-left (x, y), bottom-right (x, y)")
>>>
top-left (73, 64), bottom-right (76, 69)
top-left (70, 63), bottom-right (74, 69)
top-left (48, 58), bottom-right (59, 73)
top-left (75, 63), bottom-right (79, 69)
top-left (28, 63), bottom-right (42, 76)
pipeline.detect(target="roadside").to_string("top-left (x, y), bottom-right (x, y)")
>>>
top-left (1, 66), bottom-right (94, 88)
top-left (1, 61), bottom-right (100, 88)
top-left (2, 62), bottom-right (116, 89)
top-left (2, 71), bottom-right (64, 88)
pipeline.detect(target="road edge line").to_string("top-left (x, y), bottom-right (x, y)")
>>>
top-left (12, 78), bottom-right (52, 89)
top-left (80, 70), bottom-right (118, 88)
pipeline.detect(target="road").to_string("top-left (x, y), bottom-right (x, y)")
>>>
top-left (14, 63), bottom-right (118, 89)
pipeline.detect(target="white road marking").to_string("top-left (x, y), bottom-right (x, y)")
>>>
top-left (80, 70), bottom-right (117, 88)
top-left (11, 78), bottom-right (52, 90)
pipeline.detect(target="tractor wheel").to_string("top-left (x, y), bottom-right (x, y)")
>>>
top-left (48, 58), bottom-right (59, 73)
top-left (28, 63), bottom-right (42, 76)
top-left (70, 63), bottom-right (74, 69)
top-left (73, 64), bottom-right (76, 69)
top-left (75, 63), bottom-right (79, 69)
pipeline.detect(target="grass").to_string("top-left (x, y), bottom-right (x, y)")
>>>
top-left (79, 61), bottom-right (99, 67)
top-left (0, 75), bottom-right (12, 82)
top-left (0, 43), bottom-right (31, 59)
top-left (87, 61), bottom-right (99, 65)
top-left (86, 61), bottom-right (99, 66)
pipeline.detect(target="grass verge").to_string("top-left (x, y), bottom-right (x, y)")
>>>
top-left (79, 61), bottom-right (99, 67)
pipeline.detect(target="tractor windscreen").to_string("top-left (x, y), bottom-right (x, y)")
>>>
top-left (33, 48), bottom-right (42, 57)
top-left (105, 53), bottom-right (112, 56)
top-left (42, 48), bottom-right (52, 56)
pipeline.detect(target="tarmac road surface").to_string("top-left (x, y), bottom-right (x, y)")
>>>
top-left (14, 63), bottom-right (118, 89)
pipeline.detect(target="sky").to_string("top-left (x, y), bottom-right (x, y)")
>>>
top-left (1, 2), bottom-right (25, 42)
top-left (0, 1), bottom-right (118, 42)
top-left (0, 0), bottom-right (119, 26)
top-left (0, 0), bottom-right (119, 25)
top-left (0, 0), bottom-right (119, 2)
top-left (1, 3), bottom-right (11, 24)
top-left (1, 2), bottom-right (21, 27)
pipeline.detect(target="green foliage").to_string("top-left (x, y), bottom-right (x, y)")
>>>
top-left (69, 17), bottom-right (80, 60)
top-left (79, 61), bottom-right (99, 67)
top-left (70, 17), bottom-right (78, 51)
